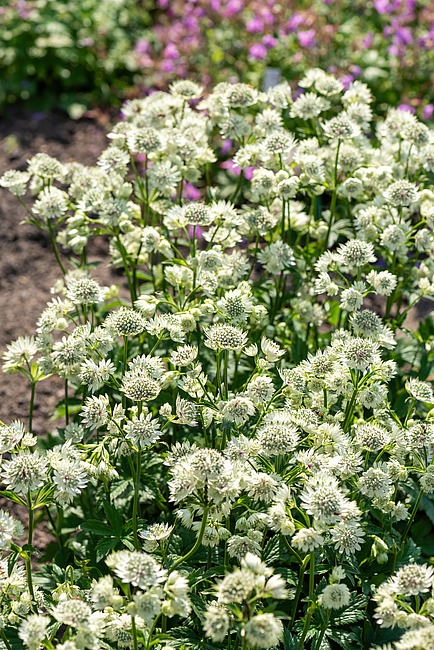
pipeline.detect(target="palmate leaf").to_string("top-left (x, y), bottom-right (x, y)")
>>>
top-left (332, 594), bottom-right (367, 626)
top-left (80, 520), bottom-right (114, 536)
top-left (262, 534), bottom-right (281, 564)
top-left (326, 628), bottom-right (361, 650)
top-left (95, 537), bottom-right (119, 562)
top-left (169, 625), bottom-right (223, 650)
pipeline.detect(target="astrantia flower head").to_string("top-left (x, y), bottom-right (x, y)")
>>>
top-left (170, 344), bottom-right (198, 367)
top-left (244, 614), bottom-right (283, 649)
top-left (217, 287), bottom-right (253, 322)
top-left (81, 394), bottom-right (110, 430)
top-left (52, 457), bottom-right (89, 504)
top-left (406, 378), bottom-right (434, 403)
top-left (106, 550), bottom-right (167, 589)
top-left (2, 335), bottom-right (38, 373)
top-left (0, 169), bottom-right (30, 196)
top-left (331, 522), bottom-right (365, 555)
top-left (383, 180), bottom-right (419, 206)
top-left (0, 420), bottom-right (25, 452)
top-left (66, 277), bottom-right (107, 305)
top-left (342, 337), bottom-right (380, 371)
top-left (336, 240), bottom-right (376, 268)
top-left (104, 307), bottom-right (146, 336)
top-left (33, 186), bottom-right (69, 220)
top-left (257, 423), bottom-right (299, 456)
top-left (221, 396), bottom-right (255, 426)
top-left (323, 115), bottom-right (360, 140)
top-left (182, 202), bottom-right (213, 226)
top-left (18, 615), bottom-right (49, 649)
top-left (203, 605), bottom-right (230, 643)
top-left (391, 563), bottom-right (434, 596)
top-left (170, 79), bottom-right (203, 99)
top-left (292, 527), bottom-right (324, 553)
top-left (124, 412), bottom-right (161, 447)
top-left (121, 371), bottom-right (161, 402)
top-left (2, 451), bottom-right (48, 494)
top-left (204, 324), bottom-right (248, 351)
top-left (319, 583), bottom-right (351, 609)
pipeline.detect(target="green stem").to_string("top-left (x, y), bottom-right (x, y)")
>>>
top-left (229, 172), bottom-right (243, 203)
top-left (131, 615), bottom-right (139, 650)
top-left (402, 489), bottom-right (424, 542)
top-left (46, 219), bottom-right (66, 275)
top-left (289, 555), bottom-right (309, 629)
top-left (64, 379), bottom-right (69, 426)
top-left (26, 491), bottom-right (36, 608)
top-left (170, 505), bottom-right (209, 571)
top-left (323, 139), bottom-right (341, 251)
top-left (223, 350), bottom-right (229, 400)
top-left (296, 609), bottom-right (314, 650)
top-left (0, 630), bottom-right (13, 650)
top-left (314, 610), bottom-right (331, 650)
top-left (29, 381), bottom-right (36, 435)
top-left (132, 446), bottom-right (142, 551)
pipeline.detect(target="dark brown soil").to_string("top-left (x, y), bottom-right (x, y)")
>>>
top-left (0, 111), bottom-right (124, 437)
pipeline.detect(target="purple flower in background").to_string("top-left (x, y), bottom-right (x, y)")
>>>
top-left (183, 182), bottom-right (201, 200)
top-left (164, 43), bottom-right (180, 60)
top-left (223, 0), bottom-right (243, 17)
top-left (375, 0), bottom-right (394, 15)
top-left (248, 43), bottom-right (268, 59)
top-left (398, 103), bottom-right (415, 113)
top-left (298, 29), bottom-right (316, 48)
top-left (135, 39), bottom-right (151, 55)
top-left (221, 160), bottom-right (242, 176)
top-left (220, 139), bottom-right (233, 156)
top-left (286, 14), bottom-right (305, 33)
top-left (262, 35), bottom-right (278, 49)
top-left (423, 104), bottom-right (434, 120)
top-left (246, 17), bottom-right (265, 33)
top-left (244, 166), bottom-right (257, 180)
top-left (341, 74), bottom-right (355, 90)
top-left (362, 32), bottom-right (374, 48)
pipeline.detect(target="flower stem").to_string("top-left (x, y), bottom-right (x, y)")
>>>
top-left (402, 489), bottom-right (424, 542)
top-left (170, 505), bottom-right (209, 571)
top-left (0, 630), bottom-right (13, 650)
top-left (26, 491), bottom-right (37, 609)
top-left (29, 381), bottom-right (36, 435)
top-left (46, 219), bottom-right (66, 275)
top-left (64, 379), bottom-right (69, 426)
top-left (314, 610), bottom-right (331, 650)
top-left (132, 446), bottom-right (142, 551)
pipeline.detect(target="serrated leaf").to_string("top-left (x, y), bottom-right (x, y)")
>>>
top-left (103, 499), bottom-right (123, 537)
top-left (80, 520), bottom-right (114, 536)
top-left (95, 537), bottom-right (119, 562)
top-left (262, 535), bottom-right (280, 564)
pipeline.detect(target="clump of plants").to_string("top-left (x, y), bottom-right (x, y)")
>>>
top-left (0, 0), bottom-right (153, 116)
top-left (1, 70), bottom-right (434, 649)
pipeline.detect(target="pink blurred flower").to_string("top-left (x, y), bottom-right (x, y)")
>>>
top-left (298, 29), bottom-right (316, 48)
top-left (248, 43), bottom-right (268, 59)
top-left (422, 104), bottom-right (434, 120)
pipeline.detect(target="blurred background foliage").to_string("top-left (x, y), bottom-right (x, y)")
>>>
top-left (1, 0), bottom-right (433, 118)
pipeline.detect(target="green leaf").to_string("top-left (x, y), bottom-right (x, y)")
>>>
top-left (80, 520), bottom-right (114, 536)
top-left (95, 537), bottom-right (119, 562)
top-left (102, 499), bottom-right (123, 537)
top-left (0, 490), bottom-right (27, 506)
top-left (262, 535), bottom-right (281, 564)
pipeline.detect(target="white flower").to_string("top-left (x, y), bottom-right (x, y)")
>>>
top-left (319, 583), bottom-right (351, 609)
